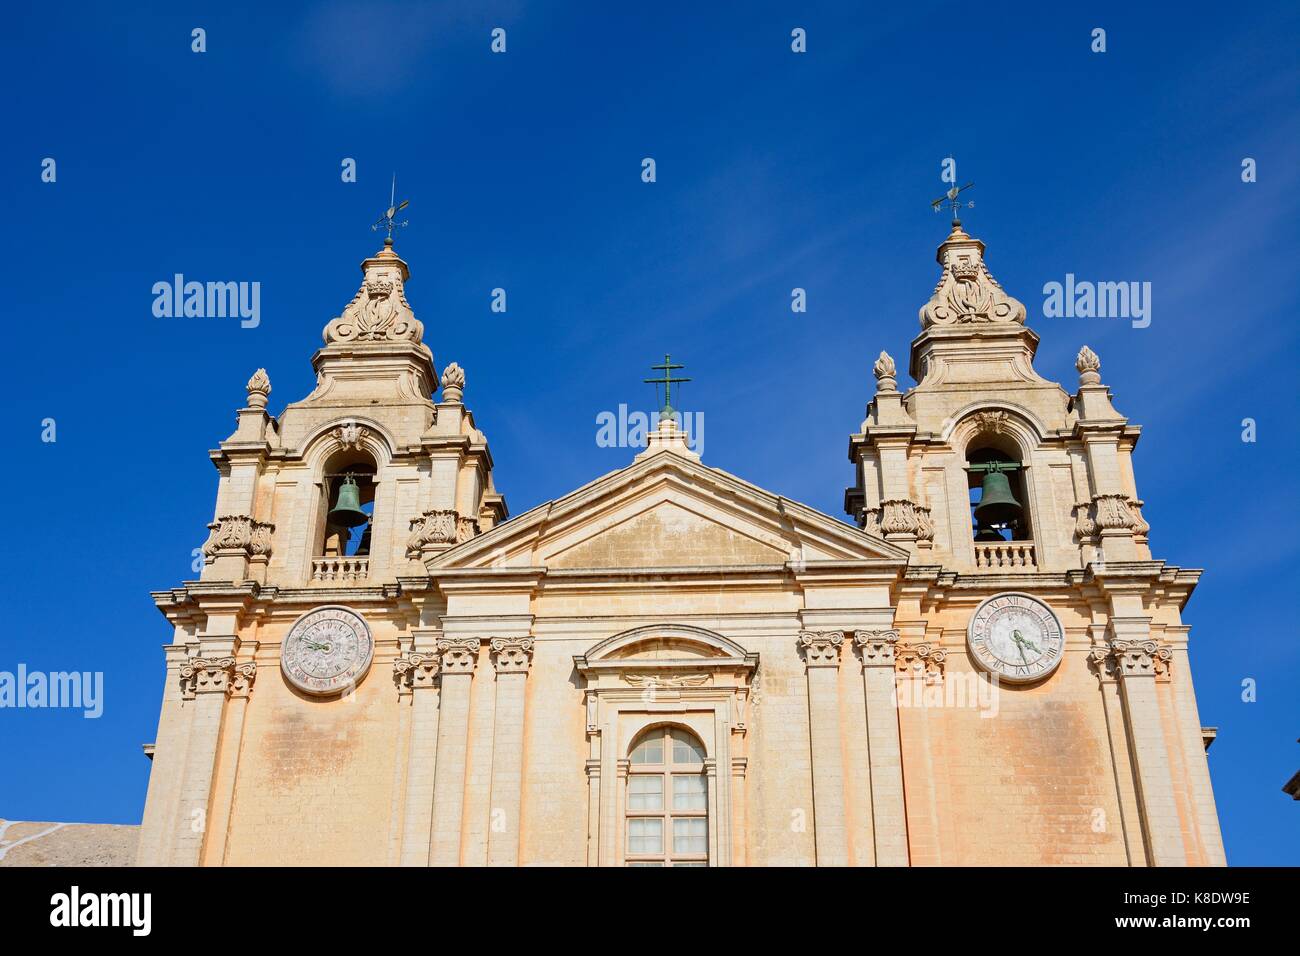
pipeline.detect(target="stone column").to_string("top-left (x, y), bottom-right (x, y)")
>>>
top-left (170, 657), bottom-right (237, 866)
top-left (1087, 641), bottom-right (1146, 866)
top-left (429, 638), bottom-right (480, 866)
top-left (398, 652), bottom-right (441, 866)
top-left (853, 629), bottom-right (909, 866)
top-left (136, 643), bottom-right (195, 866)
top-left (798, 631), bottom-right (848, 866)
top-left (1109, 636), bottom-right (1187, 866)
top-left (487, 638), bottom-right (534, 867)
top-left (206, 660), bottom-right (257, 866)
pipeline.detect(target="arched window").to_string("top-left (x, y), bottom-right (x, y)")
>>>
top-left (625, 726), bottom-right (708, 866)
top-left (967, 446), bottom-right (1031, 542)
top-left (317, 452), bottom-right (376, 559)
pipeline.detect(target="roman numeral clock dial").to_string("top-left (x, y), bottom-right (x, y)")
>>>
top-left (967, 593), bottom-right (1064, 683)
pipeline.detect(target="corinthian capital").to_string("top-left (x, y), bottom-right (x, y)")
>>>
top-left (853, 629), bottom-right (900, 666)
top-left (490, 638), bottom-right (535, 674)
top-left (436, 638), bottom-right (481, 674)
top-left (798, 631), bottom-right (844, 668)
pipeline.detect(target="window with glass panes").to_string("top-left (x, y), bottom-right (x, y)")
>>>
top-left (625, 726), bottom-right (709, 866)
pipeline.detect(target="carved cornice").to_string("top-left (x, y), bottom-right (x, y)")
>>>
top-left (436, 638), bottom-right (481, 674)
top-left (490, 638), bottom-right (535, 674)
top-left (798, 630), bottom-right (844, 667)
top-left (853, 629), bottom-right (900, 666)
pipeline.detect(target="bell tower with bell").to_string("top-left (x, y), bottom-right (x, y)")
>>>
top-left (842, 204), bottom-right (1223, 867)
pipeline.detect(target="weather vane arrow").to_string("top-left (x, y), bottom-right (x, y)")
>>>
top-left (931, 181), bottom-right (975, 224)
top-left (372, 173), bottom-right (410, 241)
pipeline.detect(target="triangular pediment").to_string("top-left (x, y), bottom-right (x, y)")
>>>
top-left (428, 448), bottom-right (907, 572)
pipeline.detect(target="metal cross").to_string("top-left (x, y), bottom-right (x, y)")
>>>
top-left (644, 353), bottom-right (690, 419)
top-left (371, 174), bottom-right (410, 240)
top-left (930, 181), bottom-right (975, 224)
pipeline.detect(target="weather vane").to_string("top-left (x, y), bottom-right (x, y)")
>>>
top-left (644, 353), bottom-right (690, 420)
top-left (371, 174), bottom-right (410, 240)
top-left (931, 181), bottom-right (975, 224)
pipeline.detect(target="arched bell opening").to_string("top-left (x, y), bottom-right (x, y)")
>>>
top-left (966, 444), bottom-right (1031, 543)
top-left (317, 449), bottom-right (377, 558)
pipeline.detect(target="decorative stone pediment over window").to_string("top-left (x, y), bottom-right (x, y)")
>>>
top-left (574, 625), bottom-right (758, 867)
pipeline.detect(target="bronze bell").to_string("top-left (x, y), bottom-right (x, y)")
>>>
top-left (973, 465), bottom-right (1023, 527)
top-left (328, 475), bottom-right (370, 528)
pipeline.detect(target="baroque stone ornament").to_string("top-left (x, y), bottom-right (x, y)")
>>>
top-left (406, 508), bottom-right (479, 555)
top-left (324, 255), bottom-right (424, 346)
top-left (967, 593), bottom-right (1064, 684)
top-left (440, 362), bottom-right (466, 402)
top-left (872, 351), bottom-right (897, 390)
top-left (919, 224), bottom-right (1027, 328)
top-left (1076, 345), bottom-right (1102, 385)
top-left (229, 662), bottom-right (258, 699)
top-left (895, 642), bottom-right (947, 681)
top-left (621, 672), bottom-right (710, 688)
top-left (437, 638), bottom-right (481, 673)
top-left (202, 515), bottom-right (275, 559)
top-left (180, 657), bottom-right (236, 699)
top-left (490, 638), bottom-right (535, 674)
top-left (798, 631), bottom-right (845, 667)
top-left (853, 629), bottom-right (900, 666)
top-left (1092, 493), bottom-right (1139, 531)
top-left (971, 409), bottom-right (1010, 435)
top-left (245, 368), bottom-right (271, 408)
top-left (332, 421), bottom-right (370, 449)
top-left (281, 606), bottom-right (374, 697)
top-left (880, 499), bottom-right (920, 536)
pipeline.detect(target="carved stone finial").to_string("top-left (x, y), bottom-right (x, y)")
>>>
top-left (440, 362), bottom-right (466, 403)
top-left (246, 369), bottom-right (271, 408)
top-left (919, 228), bottom-right (1026, 328)
top-left (1076, 345), bottom-right (1101, 385)
top-left (323, 251), bottom-right (423, 346)
top-left (872, 351), bottom-right (897, 391)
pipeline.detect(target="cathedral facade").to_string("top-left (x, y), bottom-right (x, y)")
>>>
top-left (137, 222), bottom-right (1224, 866)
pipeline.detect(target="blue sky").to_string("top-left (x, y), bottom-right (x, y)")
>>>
top-left (2, 2), bottom-right (1297, 864)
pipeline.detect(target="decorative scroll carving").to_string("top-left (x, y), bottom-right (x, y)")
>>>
top-left (490, 638), bottom-right (535, 674)
top-left (1112, 640), bottom-right (1172, 678)
top-left (971, 410), bottom-right (1010, 435)
top-left (332, 421), bottom-right (370, 449)
top-left (861, 506), bottom-right (882, 536)
top-left (913, 504), bottom-right (935, 543)
top-left (456, 516), bottom-right (479, 543)
top-left (324, 268), bottom-right (424, 346)
top-left (920, 229), bottom-right (1026, 328)
top-left (798, 631), bottom-right (844, 667)
top-left (436, 638), bottom-right (480, 674)
top-left (1073, 501), bottom-right (1098, 540)
top-left (180, 657), bottom-right (236, 698)
top-left (621, 672), bottom-right (710, 688)
top-left (879, 499), bottom-right (919, 536)
top-left (1092, 494), bottom-right (1139, 531)
top-left (406, 509), bottom-right (459, 555)
top-left (246, 368), bottom-right (270, 408)
top-left (440, 362), bottom-right (466, 403)
top-left (229, 662), bottom-right (257, 699)
top-left (895, 642), bottom-right (947, 681)
top-left (202, 515), bottom-right (275, 560)
top-left (853, 629), bottom-right (900, 666)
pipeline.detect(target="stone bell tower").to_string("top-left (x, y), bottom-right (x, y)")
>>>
top-left (139, 236), bottom-right (507, 866)
top-left (842, 218), bottom-right (1225, 866)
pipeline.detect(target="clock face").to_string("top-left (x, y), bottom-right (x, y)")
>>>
top-left (968, 593), bottom-right (1064, 683)
top-left (281, 606), bottom-right (373, 697)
